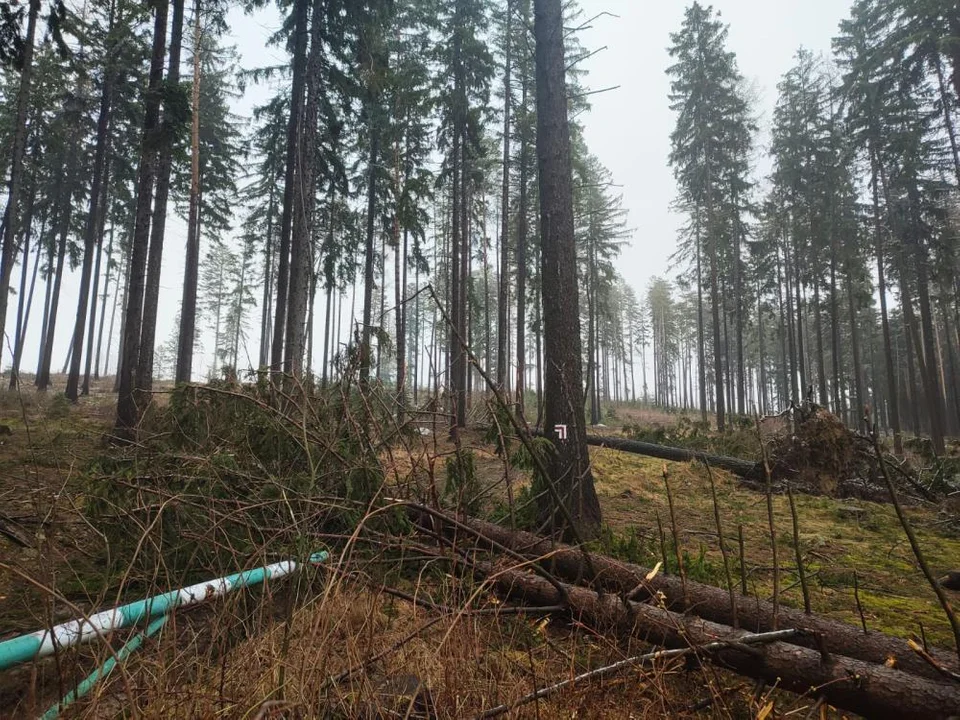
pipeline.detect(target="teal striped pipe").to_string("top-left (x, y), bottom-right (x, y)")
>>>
top-left (0, 551), bottom-right (328, 672)
top-left (41, 614), bottom-right (169, 720)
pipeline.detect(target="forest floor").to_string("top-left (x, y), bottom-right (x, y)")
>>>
top-left (0, 382), bottom-right (958, 718)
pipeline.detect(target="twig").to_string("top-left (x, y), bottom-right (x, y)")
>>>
top-left (704, 460), bottom-right (737, 628)
top-left (656, 511), bottom-right (669, 575)
top-left (786, 480), bottom-right (810, 614)
top-left (757, 419), bottom-right (780, 629)
top-left (474, 629), bottom-right (800, 719)
top-left (908, 638), bottom-right (960, 683)
top-left (739, 524), bottom-right (747, 596)
top-left (803, 696), bottom-right (826, 720)
top-left (853, 570), bottom-right (867, 634)
top-left (661, 465), bottom-right (686, 606)
top-left (868, 417), bottom-right (960, 663)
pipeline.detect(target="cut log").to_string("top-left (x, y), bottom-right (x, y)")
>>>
top-left (412, 507), bottom-right (960, 682)
top-left (475, 560), bottom-right (960, 720)
top-left (534, 430), bottom-right (760, 477)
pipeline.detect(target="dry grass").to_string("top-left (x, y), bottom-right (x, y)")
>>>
top-left (2, 386), bottom-right (956, 719)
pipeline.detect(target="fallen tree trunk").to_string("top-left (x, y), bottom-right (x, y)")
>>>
top-left (533, 430), bottom-right (760, 477)
top-left (476, 560), bottom-right (960, 719)
top-left (414, 507), bottom-right (960, 682)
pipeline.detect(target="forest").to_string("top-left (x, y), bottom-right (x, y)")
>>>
top-left (1, 0), bottom-right (960, 718)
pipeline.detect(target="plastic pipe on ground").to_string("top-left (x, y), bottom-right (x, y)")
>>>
top-left (40, 614), bottom-right (169, 720)
top-left (0, 551), bottom-right (328, 672)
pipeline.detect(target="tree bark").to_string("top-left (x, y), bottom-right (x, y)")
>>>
top-left (360, 111), bottom-right (379, 386)
top-left (175, 0), bottom-right (204, 384)
top-left (36, 150), bottom-right (77, 391)
top-left (0, 0), bottom-right (41, 371)
top-left (515, 64), bottom-right (528, 420)
top-left (115, 0), bottom-right (170, 437)
top-left (871, 152), bottom-right (902, 453)
top-left (269, 0), bottom-right (309, 381)
top-left (83, 156), bottom-right (112, 394)
top-left (496, 0), bottom-right (512, 390)
top-left (427, 511), bottom-right (960, 685)
top-left (473, 561), bottom-right (960, 719)
top-left (8, 185), bottom-right (39, 388)
top-left (137, 0), bottom-right (186, 398)
top-left (284, 0), bottom-right (322, 382)
top-left (533, 0), bottom-right (601, 540)
top-left (67, 22), bottom-right (116, 401)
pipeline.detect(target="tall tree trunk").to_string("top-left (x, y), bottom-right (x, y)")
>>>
top-left (270, 0), bottom-right (309, 380)
top-left (533, 0), bottom-right (600, 540)
top-left (846, 267), bottom-right (865, 429)
top-left (941, 297), bottom-right (960, 433)
top-left (0, 0), bottom-right (41, 370)
top-left (515, 71), bottom-right (528, 421)
top-left (585, 257), bottom-right (597, 425)
top-left (792, 230), bottom-right (807, 398)
top-left (912, 236), bottom-right (947, 454)
top-left (176, 0), bottom-right (204, 384)
top-left (757, 284), bottom-right (768, 415)
top-left (695, 215), bottom-right (708, 421)
top-left (258, 184), bottom-right (277, 371)
top-left (813, 276), bottom-right (828, 407)
top-left (137, 0), bottom-right (186, 397)
top-left (67, 21), bottom-right (116, 401)
top-left (285, 0), bottom-right (322, 382)
top-left (9, 188), bottom-right (39, 388)
top-left (9, 181), bottom-right (36, 388)
top-left (115, 0), bottom-right (170, 437)
top-left (36, 151), bottom-right (77, 391)
top-left (828, 210), bottom-right (842, 416)
top-left (734, 219), bottom-right (746, 416)
top-left (708, 229), bottom-right (724, 430)
top-left (870, 153), bottom-right (902, 452)
top-left (93, 222), bottom-right (118, 380)
top-left (496, 0), bottom-right (512, 389)
top-left (361, 112), bottom-right (379, 386)
top-left (902, 309), bottom-right (922, 434)
top-left (83, 159), bottom-right (112, 395)
top-left (396, 223), bottom-right (408, 413)
top-left (457, 142), bottom-right (469, 426)
top-left (109, 244), bottom-right (129, 385)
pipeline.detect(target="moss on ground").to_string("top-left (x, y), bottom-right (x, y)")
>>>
top-left (588, 445), bottom-right (960, 648)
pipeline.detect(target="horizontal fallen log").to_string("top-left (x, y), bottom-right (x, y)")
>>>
top-left (416, 508), bottom-right (960, 682)
top-left (475, 560), bottom-right (960, 720)
top-left (533, 430), bottom-right (760, 477)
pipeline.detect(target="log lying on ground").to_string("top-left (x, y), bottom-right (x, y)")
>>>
top-left (476, 560), bottom-right (960, 720)
top-left (414, 507), bottom-right (960, 682)
top-left (533, 430), bottom-right (760, 477)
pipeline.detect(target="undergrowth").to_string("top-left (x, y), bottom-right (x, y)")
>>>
top-left (84, 379), bottom-right (403, 582)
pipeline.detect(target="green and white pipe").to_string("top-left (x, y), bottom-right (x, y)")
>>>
top-left (40, 614), bottom-right (169, 720)
top-left (0, 551), bottom-right (328, 672)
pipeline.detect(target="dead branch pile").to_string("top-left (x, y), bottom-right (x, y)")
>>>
top-left (406, 503), bottom-right (960, 719)
top-left (760, 406), bottom-right (880, 498)
top-left (576, 407), bottom-right (935, 502)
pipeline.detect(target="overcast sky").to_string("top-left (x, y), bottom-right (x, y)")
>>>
top-left (11, 0), bottom-right (857, 381)
top-left (572, 0), bottom-right (853, 296)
